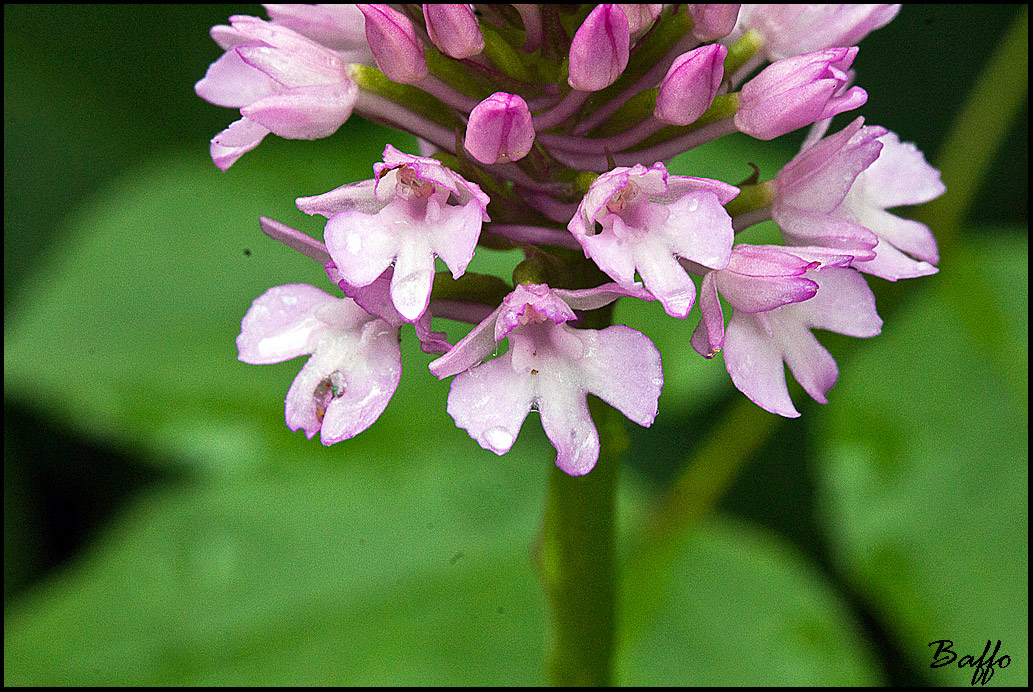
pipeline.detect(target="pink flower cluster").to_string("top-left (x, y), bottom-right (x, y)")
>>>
top-left (200, 4), bottom-right (943, 476)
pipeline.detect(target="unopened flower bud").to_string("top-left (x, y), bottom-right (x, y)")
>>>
top-left (568, 4), bottom-right (630, 92)
top-left (734, 47), bottom-right (866, 140)
top-left (655, 44), bottom-right (727, 126)
top-left (357, 4), bottom-right (428, 84)
top-left (465, 93), bottom-right (535, 165)
top-left (687, 4), bottom-right (741, 42)
top-left (423, 4), bottom-right (485, 59)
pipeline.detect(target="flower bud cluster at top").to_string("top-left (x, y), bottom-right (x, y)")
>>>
top-left (202, 4), bottom-right (944, 476)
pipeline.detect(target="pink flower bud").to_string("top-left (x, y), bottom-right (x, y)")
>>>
top-left (568, 4), bottom-right (630, 92)
top-left (465, 93), bottom-right (535, 165)
top-left (423, 4), bottom-right (485, 59)
top-left (686, 4), bottom-right (741, 42)
top-left (357, 4), bottom-right (428, 84)
top-left (654, 44), bottom-right (727, 126)
top-left (734, 47), bottom-right (867, 140)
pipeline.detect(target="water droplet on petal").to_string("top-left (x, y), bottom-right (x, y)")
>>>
top-left (483, 427), bottom-right (515, 454)
top-left (346, 233), bottom-right (361, 255)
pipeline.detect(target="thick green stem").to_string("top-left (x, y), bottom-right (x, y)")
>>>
top-left (541, 396), bottom-right (626, 686)
top-left (539, 302), bottom-right (624, 686)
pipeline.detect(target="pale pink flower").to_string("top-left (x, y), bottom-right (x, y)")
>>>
top-left (721, 266), bottom-right (882, 417)
top-left (569, 163), bottom-right (738, 318)
top-left (430, 284), bottom-right (662, 476)
top-left (774, 117), bottom-right (943, 280)
top-left (237, 283), bottom-right (402, 444)
top-left (297, 145), bottom-right (490, 322)
top-left (195, 15), bottom-right (358, 170)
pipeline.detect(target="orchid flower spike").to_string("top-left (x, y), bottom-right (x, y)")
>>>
top-left (297, 145), bottom-right (490, 323)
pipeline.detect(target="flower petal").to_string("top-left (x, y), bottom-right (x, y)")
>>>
top-left (195, 47), bottom-right (279, 108)
top-left (774, 206), bottom-right (877, 252)
top-left (860, 131), bottom-right (946, 208)
top-left (787, 267), bottom-right (882, 337)
top-left (851, 207), bottom-right (939, 264)
top-left (446, 353), bottom-right (535, 455)
top-left (661, 190), bottom-right (734, 268)
top-left (716, 273), bottom-right (818, 313)
top-left (634, 238), bottom-right (697, 318)
top-left (390, 237), bottom-right (436, 321)
top-left (428, 303), bottom-right (504, 379)
top-left (774, 314), bottom-right (838, 404)
top-left (210, 117), bottom-right (271, 171)
top-left (242, 80), bottom-right (356, 139)
top-left (724, 311), bottom-right (800, 418)
top-left (691, 271), bottom-right (725, 357)
top-left (428, 199), bottom-right (483, 278)
top-left (319, 319), bottom-right (402, 444)
top-left (851, 239), bottom-right (939, 281)
top-left (578, 325), bottom-right (662, 427)
top-left (237, 283), bottom-right (334, 364)
top-left (537, 376), bottom-right (599, 476)
top-left (324, 208), bottom-right (399, 286)
top-left (296, 179), bottom-right (381, 217)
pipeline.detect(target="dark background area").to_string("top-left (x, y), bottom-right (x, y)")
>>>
top-left (5, 5), bottom-right (1027, 685)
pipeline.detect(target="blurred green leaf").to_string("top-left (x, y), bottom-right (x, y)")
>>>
top-left (3, 446), bottom-right (555, 685)
top-left (816, 233), bottom-right (1028, 686)
top-left (4, 448), bottom-right (885, 685)
top-left (620, 516), bottom-right (881, 685)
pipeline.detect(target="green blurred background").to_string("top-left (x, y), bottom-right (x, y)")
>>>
top-left (4, 4), bottom-right (1027, 685)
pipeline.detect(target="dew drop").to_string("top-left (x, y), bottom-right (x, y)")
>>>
top-left (346, 233), bottom-right (361, 255)
top-left (483, 427), bottom-right (515, 453)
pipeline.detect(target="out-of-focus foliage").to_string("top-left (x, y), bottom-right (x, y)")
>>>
top-left (817, 232), bottom-right (1028, 685)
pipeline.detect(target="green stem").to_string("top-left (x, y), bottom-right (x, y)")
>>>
top-left (539, 303), bottom-right (624, 686)
top-left (541, 396), bottom-right (626, 686)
